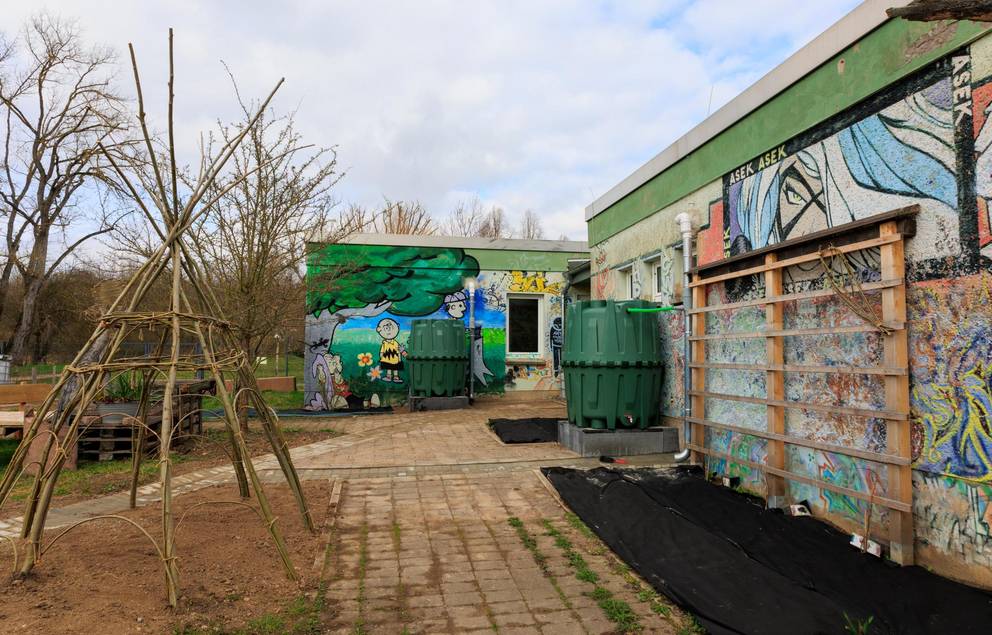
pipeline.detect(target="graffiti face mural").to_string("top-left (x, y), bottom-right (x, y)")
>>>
top-left (725, 73), bottom-right (958, 268)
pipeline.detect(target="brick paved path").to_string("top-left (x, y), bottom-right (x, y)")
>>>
top-left (1, 400), bottom-right (684, 633)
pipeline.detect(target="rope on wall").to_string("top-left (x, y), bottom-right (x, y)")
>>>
top-left (816, 244), bottom-right (893, 336)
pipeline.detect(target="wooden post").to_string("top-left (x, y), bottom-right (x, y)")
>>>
top-left (764, 253), bottom-right (786, 504)
top-left (691, 274), bottom-right (708, 466)
top-left (879, 221), bottom-right (913, 565)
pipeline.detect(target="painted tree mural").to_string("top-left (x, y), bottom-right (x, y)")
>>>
top-left (304, 245), bottom-right (480, 409)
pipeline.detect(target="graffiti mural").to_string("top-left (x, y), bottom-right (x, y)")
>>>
top-left (305, 244), bottom-right (481, 409)
top-left (726, 75), bottom-right (955, 256)
top-left (910, 274), bottom-right (992, 481)
top-left (305, 244), bottom-right (569, 408)
top-left (914, 471), bottom-right (992, 584)
top-left (508, 270), bottom-right (563, 295)
top-left (973, 76), bottom-right (992, 260)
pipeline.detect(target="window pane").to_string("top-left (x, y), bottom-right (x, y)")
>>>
top-left (508, 298), bottom-right (539, 353)
top-left (656, 265), bottom-right (663, 294)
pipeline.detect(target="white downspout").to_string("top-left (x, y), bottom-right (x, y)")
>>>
top-left (673, 212), bottom-right (695, 462)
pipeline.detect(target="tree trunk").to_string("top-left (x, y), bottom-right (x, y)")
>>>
top-left (236, 335), bottom-right (253, 433)
top-left (0, 257), bottom-right (17, 326)
top-left (10, 227), bottom-right (50, 363)
top-left (10, 273), bottom-right (44, 363)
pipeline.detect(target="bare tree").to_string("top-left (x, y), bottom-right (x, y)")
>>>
top-left (0, 14), bottom-right (129, 361)
top-left (189, 77), bottom-right (344, 429)
top-left (518, 209), bottom-right (545, 239)
top-left (478, 205), bottom-right (510, 239)
top-left (442, 196), bottom-right (484, 237)
top-left (343, 198), bottom-right (435, 235)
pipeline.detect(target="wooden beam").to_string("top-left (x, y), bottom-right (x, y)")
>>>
top-left (687, 417), bottom-right (911, 466)
top-left (887, 1), bottom-right (992, 22)
top-left (689, 389), bottom-right (908, 420)
top-left (690, 274), bottom-right (707, 465)
top-left (689, 361), bottom-right (906, 376)
top-left (691, 204), bottom-right (919, 276)
top-left (690, 323), bottom-right (901, 341)
top-left (689, 443), bottom-right (912, 513)
top-left (879, 221), bottom-right (914, 565)
top-left (687, 278), bottom-right (903, 314)
top-left (765, 253), bottom-right (786, 502)
top-left (689, 234), bottom-right (902, 288)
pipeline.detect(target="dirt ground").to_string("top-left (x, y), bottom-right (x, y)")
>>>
top-left (0, 481), bottom-right (330, 634)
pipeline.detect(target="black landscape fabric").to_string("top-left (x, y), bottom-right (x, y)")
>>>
top-left (489, 418), bottom-right (559, 443)
top-left (543, 466), bottom-right (992, 635)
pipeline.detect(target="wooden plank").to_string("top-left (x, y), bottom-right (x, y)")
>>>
top-left (690, 204), bottom-right (919, 275)
top-left (690, 274), bottom-right (707, 465)
top-left (689, 389), bottom-right (908, 419)
top-left (0, 383), bottom-right (53, 407)
top-left (879, 222), bottom-right (914, 565)
top-left (687, 417), bottom-right (911, 466)
top-left (690, 323), bottom-right (901, 341)
top-left (689, 443), bottom-right (912, 513)
top-left (0, 411), bottom-right (26, 424)
top-left (689, 361), bottom-right (906, 376)
top-left (689, 234), bottom-right (902, 288)
top-left (687, 278), bottom-right (903, 314)
top-left (765, 253), bottom-right (786, 502)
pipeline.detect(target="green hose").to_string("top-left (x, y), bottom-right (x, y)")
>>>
top-left (626, 306), bottom-right (679, 313)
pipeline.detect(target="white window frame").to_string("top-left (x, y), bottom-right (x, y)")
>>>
top-left (647, 256), bottom-right (664, 302)
top-left (616, 264), bottom-right (634, 300)
top-left (505, 293), bottom-right (545, 357)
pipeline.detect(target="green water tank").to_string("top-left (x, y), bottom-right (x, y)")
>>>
top-left (407, 319), bottom-right (469, 397)
top-left (562, 299), bottom-right (664, 430)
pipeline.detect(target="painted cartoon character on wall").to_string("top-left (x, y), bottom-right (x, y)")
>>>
top-left (445, 289), bottom-right (496, 386)
top-left (305, 350), bottom-right (381, 410)
top-left (444, 291), bottom-right (467, 318)
top-left (376, 318), bottom-right (405, 383)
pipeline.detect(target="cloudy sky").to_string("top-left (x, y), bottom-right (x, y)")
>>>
top-left (6, 0), bottom-right (861, 240)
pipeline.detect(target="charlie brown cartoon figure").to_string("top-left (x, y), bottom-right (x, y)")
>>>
top-left (376, 317), bottom-right (404, 383)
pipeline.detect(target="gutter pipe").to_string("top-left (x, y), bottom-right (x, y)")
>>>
top-left (673, 212), bottom-right (695, 463)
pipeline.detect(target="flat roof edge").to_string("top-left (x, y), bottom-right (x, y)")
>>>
top-left (584, 0), bottom-right (906, 222)
top-left (315, 232), bottom-right (589, 252)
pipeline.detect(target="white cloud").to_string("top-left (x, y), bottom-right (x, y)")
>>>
top-left (3, 0), bottom-right (861, 240)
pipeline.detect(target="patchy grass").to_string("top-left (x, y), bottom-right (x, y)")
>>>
top-left (843, 612), bottom-right (875, 635)
top-left (541, 519), bottom-right (642, 633)
top-left (507, 516), bottom-right (571, 610)
top-left (558, 512), bottom-right (696, 629)
top-left (201, 390), bottom-right (307, 413)
top-left (353, 522), bottom-right (369, 635)
top-left (172, 592), bottom-right (325, 634)
top-left (0, 438), bottom-right (19, 472)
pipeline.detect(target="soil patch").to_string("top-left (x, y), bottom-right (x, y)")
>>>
top-left (544, 466), bottom-right (992, 635)
top-left (489, 417), bottom-right (560, 444)
top-left (0, 480), bottom-right (329, 634)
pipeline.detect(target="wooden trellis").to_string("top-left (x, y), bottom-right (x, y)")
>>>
top-left (686, 206), bottom-right (916, 565)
